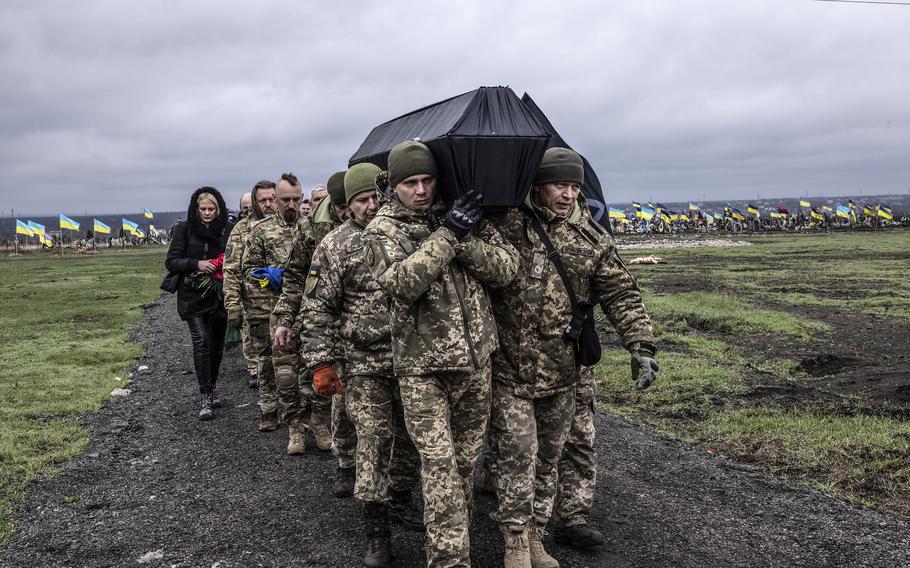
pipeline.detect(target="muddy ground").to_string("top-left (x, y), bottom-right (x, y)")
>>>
top-left (1, 295), bottom-right (908, 568)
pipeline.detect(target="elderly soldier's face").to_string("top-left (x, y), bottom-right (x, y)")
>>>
top-left (275, 180), bottom-right (302, 223)
top-left (239, 193), bottom-right (252, 217)
top-left (395, 174), bottom-right (436, 210)
top-left (311, 188), bottom-right (328, 210)
top-left (535, 182), bottom-right (581, 217)
top-left (349, 190), bottom-right (379, 226)
top-left (257, 188), bottom-right (277, 215)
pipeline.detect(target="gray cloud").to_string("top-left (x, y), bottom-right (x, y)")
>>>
top-left (2, 0), bottom-right (908, 215)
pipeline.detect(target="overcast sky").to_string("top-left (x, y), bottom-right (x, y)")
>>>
top-left (2, 0), bottom-right (909, 215)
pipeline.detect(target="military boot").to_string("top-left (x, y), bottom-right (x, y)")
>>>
top-left (388, 488), bottom-right (423, 531)
top-left (198, 393), bottom-right (214, 421)
top-left (287, 423), bottom-right (306, 455)
top-left (247, 373), bottom-right (258, 388)
top-left (258, 410), bottom-right (278, 432)
top-left (333, 466), bottom-right (355, 498)
top-left (528, 523), bottom-right (559, 568)
top-left (554, 523), bottom-right (604, 548)
top-left (309, 415), bottom-right (332, 451)
top-left (501, 525), bottom-right (531, 568)
top-left (363, 501), bottom-right (393, 567)
top-left (211, 387), bottom-right (222, 409)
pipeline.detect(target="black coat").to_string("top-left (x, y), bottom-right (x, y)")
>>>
top-left (166, 187), bottom-right (233, 320)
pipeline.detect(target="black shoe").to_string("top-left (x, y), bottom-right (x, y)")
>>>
top-left (388, 489), bottom-right (423, 531)
top-left (333, 466), bottom-right (355, 498)
top-left (363, 502), bottom-right (393, 567)
top-left (211, 388), bottom-right (222, 409)
top-left (554, 523), bottom-right (604, 548)
top-left (199, 394), bottom-right (213, 421)
top-left (247, 376), bottom-right (258, 388)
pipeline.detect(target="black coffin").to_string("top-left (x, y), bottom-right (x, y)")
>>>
top-left (349, 86), bottom-right (551, 208)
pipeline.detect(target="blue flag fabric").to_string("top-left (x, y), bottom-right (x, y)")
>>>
top-left (250, 267), bottom-right (284, 292)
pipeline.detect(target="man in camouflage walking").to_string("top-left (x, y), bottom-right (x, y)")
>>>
top-left (364, 139), bottom-right (519, 568)
top-left (272, 171), bottom-right (348, 457)
top-left (488, 147), bottom-right (658, 568)
top-left (224, 181), bottom-right (276, 388)
top-left (302, 163), bottom-right (421, 566)
top-left (243, 173), bottom-right (306, 450)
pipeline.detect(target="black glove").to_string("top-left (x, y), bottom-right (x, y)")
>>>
top-left (443, 190), bottom-right (483, 240)
top-left (631, 351), bottom-right (659, 390)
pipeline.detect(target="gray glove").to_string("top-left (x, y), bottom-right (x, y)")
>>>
top-left (631, 351), bottom-right (659, 390)
top-left (443, 190), bottom-right (483, 240)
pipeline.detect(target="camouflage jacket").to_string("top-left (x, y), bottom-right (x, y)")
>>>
top-left (300, 218), bottom-right (393, 376)
top-left (222, 215), bottom-right (254, 315)
top-left (241, 214), bottom-right (303, 321)
top-left (364, 199), bottom-right (519, 376)
top-left (489, 197), bottom-right (655, 398)
top-left (272, 198), bottom-right (343, 330)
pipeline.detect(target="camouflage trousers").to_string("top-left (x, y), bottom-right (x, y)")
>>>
top-left (248, 318), bottom-right (276, 414)
top-left (346, 372), bottom-right (419, 502)
top-left (555, 366), bottom-right (597, 527)
top-left (332, 391), bottom-right (357, 469)
top-left (489, 380), bottom-right (575, 528)
top-left (399, 364), bottom-right (492, 568)
top-left (270, 316), bottom-right (331, 427)
top-left (240, 317), bottom-right (257, 378)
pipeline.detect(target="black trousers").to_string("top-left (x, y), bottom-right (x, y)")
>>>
top-left (185, 313), bottom-right (227, 394)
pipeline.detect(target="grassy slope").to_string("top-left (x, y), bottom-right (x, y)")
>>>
top-left (0, 249), bottom-right (164, 544)
top-left (599, 231), bottom-right (910, 516)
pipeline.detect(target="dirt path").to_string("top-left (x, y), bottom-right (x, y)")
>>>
top-left (1, 295), bottom-right (907, 568)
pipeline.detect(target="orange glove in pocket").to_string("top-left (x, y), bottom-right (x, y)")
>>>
top-left (313, 364), bottom-right (343, 397)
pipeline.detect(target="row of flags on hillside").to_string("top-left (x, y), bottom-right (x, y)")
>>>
top-left (608, 200), bottom-right (896, 225)
top-left (14, 209), bottom-right (162, 243)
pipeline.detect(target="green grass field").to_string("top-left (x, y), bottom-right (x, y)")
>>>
top-left (0, 248), bottom-right (164, 544)
top-left (599, 230), bottom-right (910, 517)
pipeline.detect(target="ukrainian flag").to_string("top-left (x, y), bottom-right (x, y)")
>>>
top-left (862, 204), bottom-right (874, 216)
top-left (821, 205), bottom-right (833, 213)
top-left (747, 205), bottom-right (760, 217)
top-left (799, 200), bottom-right (811, 208)
top-left (836, 205), bottom-right (851, 219)
top-left (60, 214), bottom-right (80, 231)
top-left (608, 207), bottom-right (625, 219)
top-left (877, 206), bottom-right (893, 220)
top-left (122, 218), bottom-right (141, 236)
top-left (688, 202), bottom-right (700, 211)
top-left (631, 201), bottom-right (641, 210)
top-left (731, 209), bottom-right (745, 221)
top-left (810, 209), bottom-right (825, 221)
top-left (637, 205), bottom-right (656, 221)
top-left (28, 220), bottom-right (46, 237)
top-left (144, 208), bottom-right (154, 219)
top-left (93, 218), bottom-right (112, 234)
top-left (16, 219), bottom-right (34, 236)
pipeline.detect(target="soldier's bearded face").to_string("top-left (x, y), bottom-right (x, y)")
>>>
top-left (534, 182), bottom-right (581, 217)
top-left (349, 190), bottom-right (379, 225)
top-left (333, 204), bottom-right (350, 221)
top-left (239, 193), bottom-right (252, 217)
top-left (256, 189), bottom-right (277, 215)
top-left (275, 181), bottom-right (302, 223)
top-left (395, 174), bottom-right (436, 210)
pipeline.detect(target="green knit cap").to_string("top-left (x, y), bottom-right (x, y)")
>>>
top-left (344, 163), bottom-right (381, 204)
top-left (533, 147), bottom-right (584, 186)
top-left (326, 171), bottom-right (347, 206)
top-left (388, 139), bottom-right (438, 188)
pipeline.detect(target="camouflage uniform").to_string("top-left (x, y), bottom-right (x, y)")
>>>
top-left (300, 218), bottom-right (419, 502)
top-left (555, 365), bottom-right (597, 528)
top-left (272, 197), bottom-right (342, 438)
top-left (364, 199), bottom-right (519, 568)
top-left (242, 214), bottom-right (303, 420)
top-left (223, 215), bottom-right (258, 380)
top-left (488, 197), bottom-right (654, 532)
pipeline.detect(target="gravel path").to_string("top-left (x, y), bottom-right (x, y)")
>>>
top-left (1, 294), bottom-right (907, 568)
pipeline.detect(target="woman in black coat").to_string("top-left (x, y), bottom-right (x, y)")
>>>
top-left (165, 187), bottom-right (233, 420)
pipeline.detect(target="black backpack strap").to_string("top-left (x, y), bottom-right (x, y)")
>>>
top-left (524, 211), bottom-right (578, 308)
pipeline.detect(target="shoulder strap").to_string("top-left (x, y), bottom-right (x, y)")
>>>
top-left (524, 211), bottom-right (578, 308)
